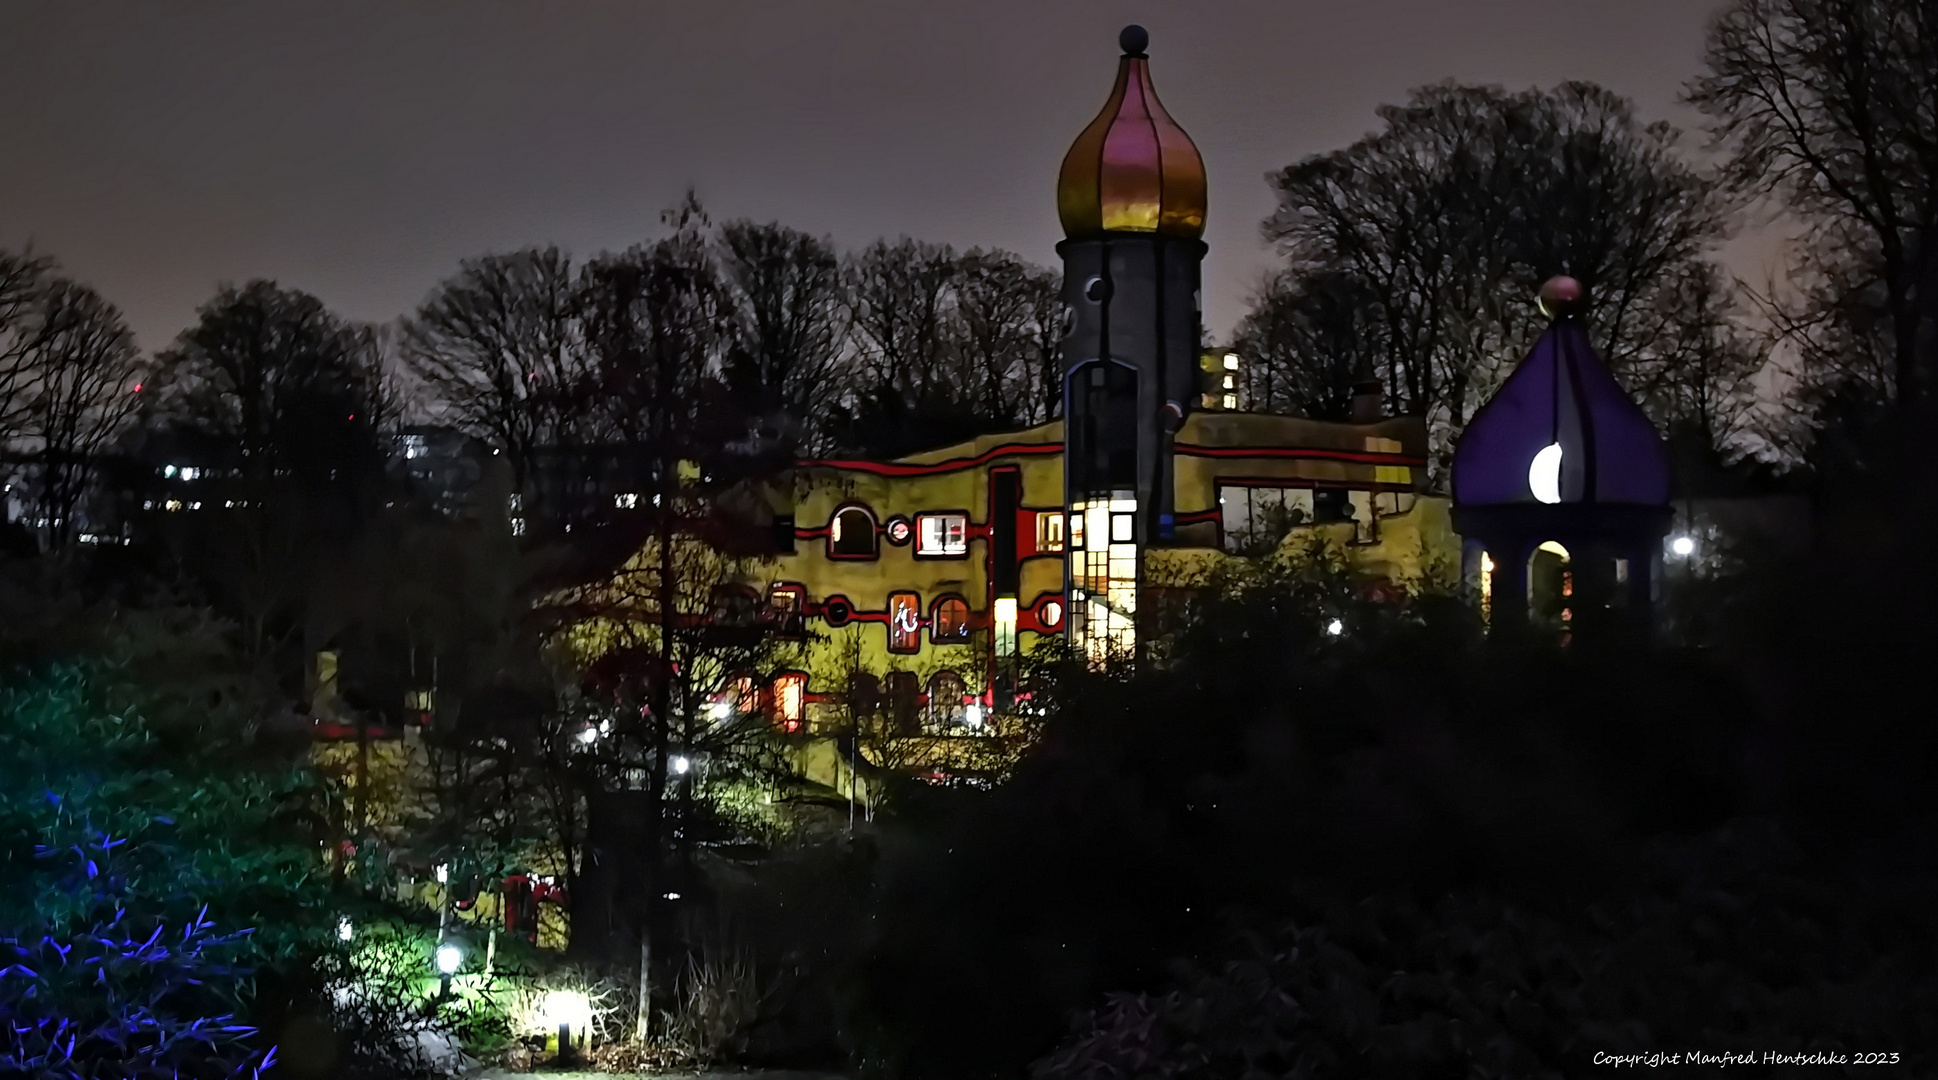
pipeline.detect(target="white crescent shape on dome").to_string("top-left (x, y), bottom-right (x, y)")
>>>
top-left (1529, 443), bottom-right (1563, 504)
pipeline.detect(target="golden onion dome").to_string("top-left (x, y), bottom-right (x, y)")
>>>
top-left (1057, 25), bottom-right (1207, 241)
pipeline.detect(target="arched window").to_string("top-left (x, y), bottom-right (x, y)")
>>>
top-left (847, 672), bottom-right (881, 719)
top-left (709, 584), bottom-right (760, 627)
top-left (829, 506), bottom-right (878, 559)
top-left (930, 596), bottom-right (971, 644)
top-left (1528, 541), bottom-right (1572, 631)
top-left (925, 671), bottom-right (967, 732)
top-left (885, 671), bottom-right (920, 735)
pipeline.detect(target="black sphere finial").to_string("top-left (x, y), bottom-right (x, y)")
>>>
top-left (1119, 24), bottom-right (1149, 56)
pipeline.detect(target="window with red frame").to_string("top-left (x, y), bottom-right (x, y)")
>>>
top-left (767, 673), bottom-right (807, 732)
top-left (887, 591), bottom-right (922, 653)
top-left (930, 596), bottom-right (971, 644)
top-left (925, 671), bottom-right (967, 731)
top-left (916, 513), bottom-right (968, 557)
top-left (830, 507), bottom-right (878, 558)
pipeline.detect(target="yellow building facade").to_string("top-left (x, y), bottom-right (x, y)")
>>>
top-left (732, 410), bottom-right (1456, 743)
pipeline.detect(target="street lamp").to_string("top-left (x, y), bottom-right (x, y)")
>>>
top-left (1670, 535), bottom-right (1695, 557)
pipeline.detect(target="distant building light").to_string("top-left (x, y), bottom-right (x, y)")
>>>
top-left (1671, 535), bottom-right (1695, 557)
top-left (1325, 618), bottom-right (1344, 636)
top-left (671, 754), bottom-right (690, 775)
top-left (337, 918), bottom-right (354, 942)
top-left (1223, 353), bottom-right (1239, 371)
top-left (162, 464), bottom-right (177, 478)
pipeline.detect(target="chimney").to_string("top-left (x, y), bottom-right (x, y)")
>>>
top-left (1350, 376), bottom-right (1385, 423)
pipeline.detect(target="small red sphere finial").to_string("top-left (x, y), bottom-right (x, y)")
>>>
top-left (1539, 276), bottom-right (1585, 318)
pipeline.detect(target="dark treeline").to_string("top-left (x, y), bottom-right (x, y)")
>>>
top-left (403, 200), bottom-right (1063, 470)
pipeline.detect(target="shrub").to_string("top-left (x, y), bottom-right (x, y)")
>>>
top-left (0, 820), bottom-right (275, 1079)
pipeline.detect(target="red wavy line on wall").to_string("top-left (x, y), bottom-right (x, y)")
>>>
top-left (798, 441), bottom-right (1422, 476)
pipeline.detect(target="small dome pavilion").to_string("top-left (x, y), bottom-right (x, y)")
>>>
top-left (1056, 25), bottom-right (1207, 241)
top-left (1451, 278), bottom-right (1673, 630)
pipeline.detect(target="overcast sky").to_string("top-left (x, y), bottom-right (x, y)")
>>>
top-left (3, 0), bottom-right (1740, 353)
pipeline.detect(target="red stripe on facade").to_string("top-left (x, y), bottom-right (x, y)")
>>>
top-left (799, 442), bottom-right (1063, 477)
top-left (798, 440), bottom-right (1421, 476)
top-left (1174, 445), bottom-right (1425, 466)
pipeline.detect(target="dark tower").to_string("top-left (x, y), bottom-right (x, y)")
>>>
top-left (1056, 24), bottom-right (1207, 661)
top-left (1452, 277), bottom-right (1673, 636)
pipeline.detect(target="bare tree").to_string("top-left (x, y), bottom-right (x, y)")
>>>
top-left (836, 240), bottom-right (1062, 456)
top-left (845, 237), bottom-right (961, 408)
top-left (1689, 0), bottom-right (1938, 412)
top-left (1234, 270), bottom-right (1388, 421)
top-left (402, 247), bottom-right (583, 488)
top-left (0, 249), bottom-right (58, 443)
top-left (1263, 82), bottom-right (1729, 464)
top-left (954, 248), bottom-right (1060, 428)
top-left (716, 221), bottom-right (850, 450)
top-left (17, 278), bottom-right (144, 547)
top-left (151, 280), bottom-right (390, 484)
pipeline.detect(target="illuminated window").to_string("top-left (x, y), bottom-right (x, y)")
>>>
top-left (925, 672), bottom-right (967, 732)
top-left (916, 513), bottom-right (968, 557)
top-left (767, 673), bottom-right (807, 732)
top-left (1069, 511), bottom-right (1085, 549)
top-left (888, 591), bottom-right (922, 653)
top-left (930, 596), bottom-right (971, 644)
top-left (1109, 513), bottom-right (1134, 543)
top-left (1529, 541), bottom-right (1572, 633)
top-left (1036, 512), bottom-right (1064, 553)
top-left (1218, 486), bottom-right (1314, 554)
top-left (993, 596), bottom-right (1018, 658)
top-left (830, 506), bottom-right (877, 558)
top-left (1478, 550), bottom-right (1494, 626)
top-left (768, 583), bottom-right (802, 614)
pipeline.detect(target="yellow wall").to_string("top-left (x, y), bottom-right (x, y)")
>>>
top-left (745, 413), bottom-right (1447, 703)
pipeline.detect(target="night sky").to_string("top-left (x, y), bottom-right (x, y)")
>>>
top-left (3, 0), bottom-right (1739, 353)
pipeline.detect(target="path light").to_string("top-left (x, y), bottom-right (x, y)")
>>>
top-left (542, 989), bottom-right (593, 1063)
top-left (1671, 536), bottom-right (1695, 557)
top-left (434, 863), bottom-right (449, 884)
top-left (1325, 618), bottom-right (1344, 637)
top-left (435, 941), bottom-right (463, 999)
